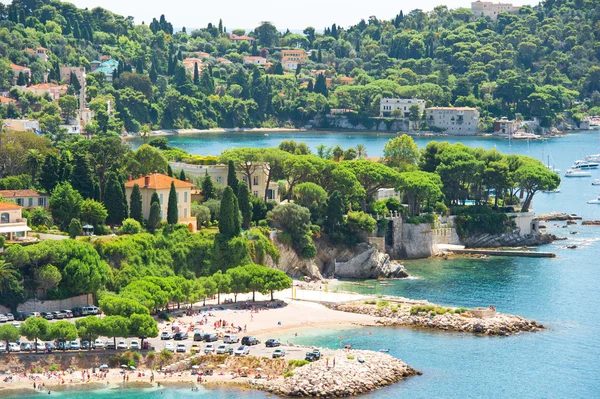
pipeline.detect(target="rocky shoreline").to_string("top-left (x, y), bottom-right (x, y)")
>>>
top-left (332, 302), bottom-right (545, 336)
top-left (251, 350), bottom-right (418, 397)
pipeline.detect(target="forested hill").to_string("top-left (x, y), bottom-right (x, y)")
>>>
top-left (0, 0), bottom-right (599, 133)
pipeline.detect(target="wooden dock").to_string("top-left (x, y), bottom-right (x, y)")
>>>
top-left (450, 249), bottom-right (556, 258)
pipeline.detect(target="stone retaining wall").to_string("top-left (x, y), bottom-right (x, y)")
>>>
top-left (0, 294), bottom-right (93, 314)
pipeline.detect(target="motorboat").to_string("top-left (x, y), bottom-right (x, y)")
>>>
top-left (592, 180), bottom-right (600, 186)
top-left (586, 196), bottom-right (600, 204)
top-left (564, 169), bottom-right (591, 177)
top-left (585, 154), bottom-right (600, 162)
top-left (542, 189), bottom-right (561, 193)
top-left (571, 160), bottom-right (599, 169)
top-left (511, 131), bottom-right (541, 140)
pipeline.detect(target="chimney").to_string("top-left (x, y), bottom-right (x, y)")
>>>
top-left (138, 174), bottom-right (142, 179)
top-left (186, 178), bottom-right (189, 182)
top-left (144, 175), bottom-right (150, 187)
top-left (128, 174), bottom-right (132, 182)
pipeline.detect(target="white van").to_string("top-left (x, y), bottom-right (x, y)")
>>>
top-left (223, 334), bottom-right (239, 344)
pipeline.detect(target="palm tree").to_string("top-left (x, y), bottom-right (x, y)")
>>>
top-left (25, 149), bottom-right (44, 184)
top-left (356, 144), bottom-right (367, 159)
top-left (0, 260), bottom-right (18, 294)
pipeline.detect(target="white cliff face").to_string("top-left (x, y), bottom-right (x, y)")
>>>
top-left (267, 232), bottom-right (323, 279)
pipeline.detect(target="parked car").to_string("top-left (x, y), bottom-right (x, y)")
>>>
top-left (203, 333), bottom-right (218, 342)
top-left (20, 342), bottom-right (32, 351)
top-left (312, 349), bottom-right (321, 360)
top-left (28, 312), bottom-right (41, 318)
top-left (117, 340), bottom-right (128, 350)
top-left (45, 342), bottom-right (56, 352)
top-left (5, 313), bottom-right (14, 321)
top-left (142, 341), bottom-right (155, 351)
top-left (161, 331), bottom-right (173, 340)
top-left (272, 348), bottom-right (286, 358)
top-left (72, 307), bottom-right (88, 317)
top-left (106, 341), bottom-right (116, 350)
top-left (62, 310), bottom-right (73, 318)
top-left (193, 332), bottom-right (204, 341)
top-left (0, 314), bottom-right (8, 323)
top-left (40, 312), bottom-right (54, 320)
top-left (234, 345), bottom-right (250, 356)
top-left (15, 312), bottom-right (27, 321)
top-left (305, 349), bottom-right (322, 362)
top-left (265, 339), bottom-right (280, 348)
top-left (8, 343), bottom-right (20, 352)
top-left (164, 342), bottom-right (175, 352)
top-left (0, 343), bottom-right (6, 352)
top-left (94, 339), bottom-right (105, 349)
top-left (35, 341), bottom-right (45, 351)
top-left (173, 332), bottom-right (188, 340)
top-left (85, 306), bottom-right (99, 315)
top-left (190, 344), bottom-right (201, 353)
top-left (216, 344), bottom-right (233, 355)
top-left (130, 340), bottom-right (140, 350)
top-left (204, 343), bottom-right (216, 354)
top-left (176, 343), bottom-right (187, 353)
top-left (81, 341), bottom-right (91, 350)
top-left (11, 322), bottom-right (20, 329)
top-left (57, 340), bottom-right (70, 350)
top-left (223, 334), bottom-right (239, 344)
top-left (241, 336), bottom-right (259, 346)
top-left (51, 311), bottom-right (66, 319)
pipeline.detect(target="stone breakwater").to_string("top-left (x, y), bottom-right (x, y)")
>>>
top-left (332, 302), bottom-right (545, 336)
top-left (251, 350), bottom-right (417, 397)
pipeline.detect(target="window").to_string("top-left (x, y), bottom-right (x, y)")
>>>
top-left (216, 176), bottom-right (222, 184)
top-left (16, 199), bottom-right (23, 206)
top-left (184, 208), bottom-right (188, 218)
top-left (28, 198), bottom-right (33, 207)
top-left (1, 213), bottom-right (9, 223)
top-left (38, 197), bottom-right (46, 207)
top-left (184, 191), bottom-right (188, 203)
top-left (253, 191), bottom-right (259, 197)
top-left (176, 192), bottom-right (179, 203)
top-left (160, 194), bottom-right (164, 204)
top-left (253, 176), bottom-right (259, 186)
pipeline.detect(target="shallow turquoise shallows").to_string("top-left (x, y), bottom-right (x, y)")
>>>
top-left (15, 131), bottom-right (599, 398)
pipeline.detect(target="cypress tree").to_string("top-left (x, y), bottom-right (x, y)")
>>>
top-left (39, 153), bottom-right (60, 193)
top-left (151, 192), bottom-right (160, 205)
top-left (167, 164), bottom-right (174, 177)
top-left (71, 154), bottom-right (95, 199)
top-left (219, 186), bottom-right (240, 239)
top-left (233, 194), bottom-right (240, 235)
top-left (121, 180), bottom-right (128, 220)
top-left (317, 47), bottom-right (322, 63)
top-left (227, 160), bottom-right (239, 194)
top-left (237, 183), bottom-right (253, 229)
top-left (167, 182), bottom-right (178, 224)
top-left (93, 183), bottom-right (101, 202)
top-left (179, 169), bottom-right (187, 181)
top-left (147, 202), bottom-right (161, 232)
top-left (201, 171), bottom-right (217, 201)
top-left (136, 58), bottom-right (144, 74)
top-left (104, 173), bottom-right (127, 226)
top-left (17, 72), bottom-right (26, 86)
top-left (130, 184), bottom-right (143, 223)
top-left (307, 79), bottom-right (314, 92)
top-left (193, 62), bottom-right (200, 85)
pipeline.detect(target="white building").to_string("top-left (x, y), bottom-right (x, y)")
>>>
top-left (2, 119), bottom-right (39, 132)
top-left (426, 107), bottom-right (480, 135)
top-left (243, 56), bottom-right (267, 65)
top-left (380, 98), bottom-right (425, 118)
top-left (374, 188), bottom-right (402, 202)
top-left (471, 1), bottom-right (521, 20)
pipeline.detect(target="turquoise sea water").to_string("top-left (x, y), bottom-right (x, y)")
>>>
top-left (16, 131), bottom-right (599, 398)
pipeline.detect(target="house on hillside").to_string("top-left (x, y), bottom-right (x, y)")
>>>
top-left (380, 98), bottom-right (425, 118)
top-left (0, 202), bottom-right (31, 241)
top-left (60, 66), bottom-right (86, 85)
top-left (124, 173), bottom-right (198, 232)
top-left (20, 83), bottom-right (67, 101)
top-left (9, 64), bottom-right (30, 84)
top-left (426, 107), bottom-right (480, 135)
top-left (243, 56), bottom-right (267, 65)
top-left (0, 190), bottom-right (49, 208)
top-left (91, 59), bottom-right (119, 82)
top-left (230, 34), bottom-right (255, 43)
top-left (281, 49), bottom-right (308, 70)
top-left (2, 119), bottom-right (39, 132)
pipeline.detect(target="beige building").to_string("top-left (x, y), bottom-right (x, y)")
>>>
top-left (2, 119), bottom-right (40, 132)
top-left (380, 98), bottom-right (425, 118)
top-left (20, 83), bottom-right (68, 101)
top-left (471, 1), bottom-right (521, 20)
top-left (10, 63), bottom-right (30, 84)
top-left (426, 107), bottom-right (480, 135)
top-left (124, 173), bottom-right (197, 232)
top-left (0, 202), bottom-right (31, 241)
top-left (60, 66), bottom-right (86, 85)
top-left (493, 117), bottom-right (520, 135)
top-left (0, 190), bottom-right (49, 208)
top-left (230, 34), bottom-right (255, 43)
top-left (170, 162), bottom-right (280, 202)
top-left (281, 49), bottom-right (308, 70)
top-left (35, 47), bottom-right (49, 62)
top-left (243, 56), bottom-right (267, 65)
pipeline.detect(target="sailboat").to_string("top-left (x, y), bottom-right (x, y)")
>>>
top-left (542, 145), bottom-right (560, 173)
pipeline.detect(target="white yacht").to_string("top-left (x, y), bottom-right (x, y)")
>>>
top-left (542, 189), bottom-right (561, 193)
top-left (592, 179), bottom-right (600, 186)
top-left (571, 160), bottom-right (600, 169)
top-left (586, 196), bottom-right (600, 204)
top-left (585, 154), bottom-right (600, 162)
top-left (511, 131), bottom-right (541, 140)
top-left (564, 169), bottom-right (592, 177)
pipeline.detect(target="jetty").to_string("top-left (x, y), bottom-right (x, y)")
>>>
top-left (449, 248), bottom-right (556, 258)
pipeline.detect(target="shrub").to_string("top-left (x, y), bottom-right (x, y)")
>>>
top-left (391, 306), bottom-right (399, 313)
top-left (158, 313), bottom-right (171, 321)
top-left (377, 301), bottom-right (390, 307)
top-left (288, 359), bottom-right (309, 368)
top-left (364, 299), bottom-right (377, 305)
top-left (347, 355), bottom-right (355, 360)
top-left (284, 371), bottom-right (294, 378)
top-left (48, 364), bottom-right (59, 372)
top-left (119, 218), bottom-right (142, 235)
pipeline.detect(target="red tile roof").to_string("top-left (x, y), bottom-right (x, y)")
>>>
top-left (10, 63), bottom-right (30, 71)
top-left (125, 173), bottom-right (196, 190)
top-left (0, 96), bottom-right (16, 104)
top-left (0, 201), bottom-right (23, 211)
top-left (0, 190), bottom-right (46, 198)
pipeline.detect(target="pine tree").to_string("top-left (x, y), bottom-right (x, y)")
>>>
top-left (104, 173), bottom-right (127, 226)
top-left (324, 190), bottom-right (345, 234)
top-left (219, 186), bottom-right (240, 239)
top-left (136, 58), bottom-right (144, 74)
top-left (201, 171), bottom-right (217, 201)
top-left (237, 183), bottom-right (253, 230)
top-left (40, 153), bottom-right (60, 193)
top-left (167, 164), bottom-right (174, 177)
top-left (71, 154), bottom-right (95, 199)
top-left (227, 160), bottom-right (239, 194)
top-left (179, 169), bottom-right (187, 181)
top-left (193, 62), bottom-right (200, 85)
top-left (129, 184), bottom-right (143, 223)
top-left (167, 182), bottom-right (178, 224)
top-left (274, 63), bottom-right (283, 75)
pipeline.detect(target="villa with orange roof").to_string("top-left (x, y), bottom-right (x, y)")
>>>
top-left (230, 34), bottom-right (255, 43)
top-left (0, 96), bottom-right (17, 105)
top-left (19, 83), bottom-right (68, 101)
top-left (0, 202), bottom-right (31, 241)
top-left (281, 49), bottom-right (308, 69)
top-left (339, 76), bottom-right (355, 85)
top-left (182, 58), bottom-right (204, 74)
top-left (124, 172), bottom-right (198, 232)
top-left (9, 64), bottom-right (30, 84)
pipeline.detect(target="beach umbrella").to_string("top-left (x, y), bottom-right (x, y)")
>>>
top-left (191, 365), bottom-right (200, 369)
top-left (129, 366), bottom-right (136, 370)
top-left (241, 366), bottom-right (249, 370)
top-left (256, 368), bottom-right (262, 371)
top-left (99, 365), bottom-right (108, 370)
top-left (120, 364), bottom-right (128, 368)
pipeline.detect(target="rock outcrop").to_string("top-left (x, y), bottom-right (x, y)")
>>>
top-left (333, 302), bottom-right (545, 336)
top-left (582, 220), bottom-right (600, 226)
top-left (251, 350), bottom-right (417, 397)
top-left (461, 231), bottom-right (557, 248)
top-left (268, 232), bottom-right (323, 279)
top-left (535, 212), bottom-right (582, 221)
